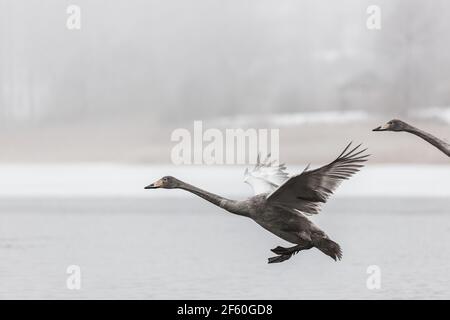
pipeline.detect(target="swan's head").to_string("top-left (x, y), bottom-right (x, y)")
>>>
top-left (145, 176), bottom-right (180, 189)
top-left (373, 119), bottom-right (407, 132)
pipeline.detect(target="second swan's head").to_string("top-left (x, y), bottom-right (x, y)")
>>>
top-left (373, 119), bottom-right (408, 132)
top-left (145, 176), bottom-right (180, 189)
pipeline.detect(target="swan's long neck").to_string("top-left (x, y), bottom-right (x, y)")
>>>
top-left (404, 124), bottom-right (450, 157)
top-left (178, 181), bottom-right (246, 216)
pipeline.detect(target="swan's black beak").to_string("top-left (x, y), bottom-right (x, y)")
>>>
top-left (145, 179), bottom-right (164, 189)
top-left (373, 124), bottom-right (389, 132)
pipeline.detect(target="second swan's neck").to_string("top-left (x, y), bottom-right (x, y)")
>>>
top-left (404, 124), bottom-right (450, 157)
top-left (178, 181), bottom-right (246, 216)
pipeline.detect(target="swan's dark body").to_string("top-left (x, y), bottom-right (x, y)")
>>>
top-left (373, 119), bottom-right (449, 157)
top-left (146, 143), bottom-right (368, 263)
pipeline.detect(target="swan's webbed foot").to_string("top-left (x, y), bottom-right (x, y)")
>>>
top-left (268, 254), bottom-right (292, 264)
top-left (271, 246), bottom-right (295, 255)
top-left (268, 245), bottom-right (297, 263)
top-left (268, 243), bottom-right (313, 264)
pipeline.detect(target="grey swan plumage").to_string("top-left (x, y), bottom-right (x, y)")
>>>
top-left (145, 143), bottom-right (369, 263)
top-left (373, 119), bottom-right (450, 157)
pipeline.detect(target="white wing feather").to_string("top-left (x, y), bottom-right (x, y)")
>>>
top-left (244, 154), bottom-right (290, 195)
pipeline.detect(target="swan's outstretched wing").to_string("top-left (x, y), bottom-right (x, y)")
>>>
top-left (266, 143), bottom-right (369, 215)
top-left (244, 154), bottom-right (290, 195)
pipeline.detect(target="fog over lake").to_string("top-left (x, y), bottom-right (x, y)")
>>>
top-left (1, 0), bottom-right (449, 300)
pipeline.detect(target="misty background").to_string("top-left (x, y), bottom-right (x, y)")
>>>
top-left (1, 0), bottom-right (450, 300)
top-left (0, 0), bottom-right (449, 164)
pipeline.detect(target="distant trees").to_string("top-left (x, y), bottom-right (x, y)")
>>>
top-left (1, 0), bottom-right (449, 129)
top-left (372, 0), bottom-right (450, 113)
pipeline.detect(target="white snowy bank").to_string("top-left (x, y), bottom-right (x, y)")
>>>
top-left (0, 164), bottom-right (448, 198)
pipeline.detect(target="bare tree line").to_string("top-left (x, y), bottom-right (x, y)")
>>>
top-left (1, 0), bottom-right (449, 128)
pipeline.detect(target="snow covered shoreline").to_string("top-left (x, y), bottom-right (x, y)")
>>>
top-left (0, 163), bottom-right (448, 198)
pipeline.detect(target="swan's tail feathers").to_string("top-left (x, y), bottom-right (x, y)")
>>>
top-left (316, 238), bottom-right (343, 261)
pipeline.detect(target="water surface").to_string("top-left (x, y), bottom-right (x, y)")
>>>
top-left (1, 197), bottom-right (449, 299)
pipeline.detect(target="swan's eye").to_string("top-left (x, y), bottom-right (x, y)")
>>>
top-left (163, 178), bottom-right (168, 182)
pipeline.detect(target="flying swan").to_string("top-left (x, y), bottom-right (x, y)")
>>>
top-left (145, 143), bottom-right (369, 263)
top-left (373, 119), bottom-right (449, 157)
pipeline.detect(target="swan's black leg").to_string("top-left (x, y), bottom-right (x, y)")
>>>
top-left (271, 245), bottom-right (298, 255)
top-left (268, 243), bottom-right (314, 264)
top-left (271, 243), bottom-right (312, 255)
top-left (268, 254), bottom-right (292, 264)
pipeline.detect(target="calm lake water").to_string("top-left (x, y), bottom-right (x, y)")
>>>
top-left (1, 197), bottom-right (449, 299)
